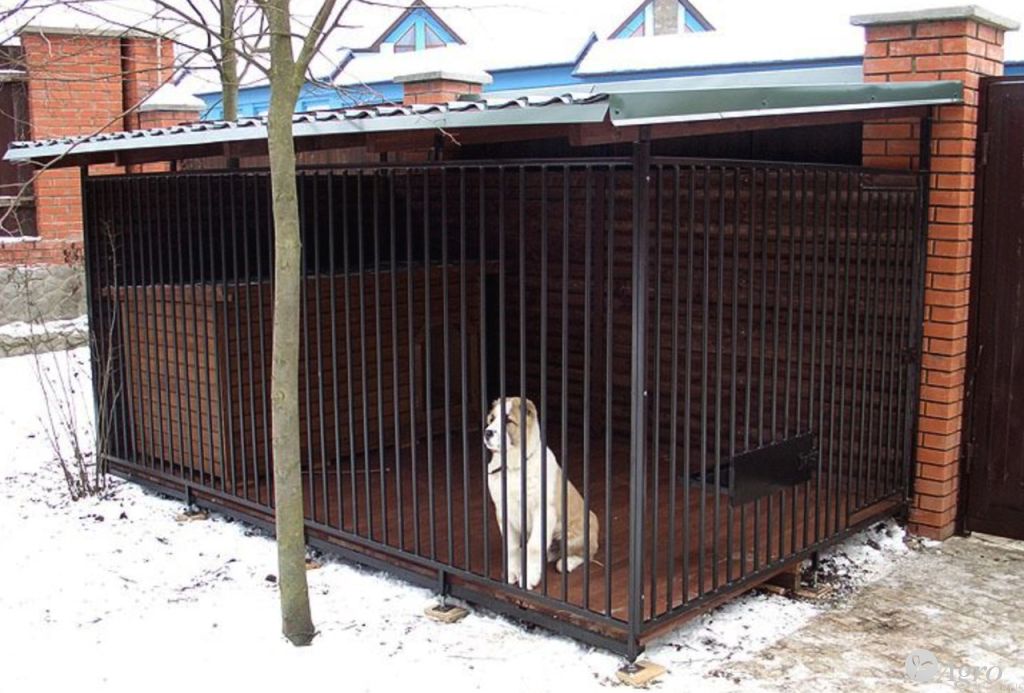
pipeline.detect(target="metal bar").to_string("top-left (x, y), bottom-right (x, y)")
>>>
top-left (540, 164), bottom-right (550, 597)
top-left (728, 166), bottom-right (740, 580)
top-left (406, 170), bottom-right (419, 552)
top-left (240, 176), bottom-right (259, 504)
top-left (498, 166), bottom-right (508, 584)
top-left (315, 175), bottom-right (330, 525)
top-left (603, 164), bottom-right (615, 613)
top-left (627, 136), bottom-right (652, 659)
top-left (341, 173), bottom-right (359, 534)
top-left (713, 166), bottom-right (725, 590)
top-left (299, 177), bottom-right (315, 519)
top-left (328, 172), bottom-right (344, 530)
top-left (518, 166), bottom-right (528, 589)
top-left (683, 165), bottom-right (695, 598)
top-left (667, 164), bottom-right (680, 608)
top-left (560, 166), bottom-right (569, 597)
top-left (442, 166), bottom-right (453, 564)
top-left (371, 173), bottom-right (388, 543)
top-left (229, 175), bottom-right (250, 503)
top-left (478, 166), bottom-right (489, 576)
top-left (649, 164), bottom-right (663, 615)
top-left (459, 167), bottom-right (470, 569)
top-left (423, 168), bottom-right (435, 559)
top-left (699, 164), bottom-right (710, 594)
top-left (583, 163), bottom-right (594, 611)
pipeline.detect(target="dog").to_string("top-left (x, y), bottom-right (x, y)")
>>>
top-left (483, 397), bottom-right (599, 589)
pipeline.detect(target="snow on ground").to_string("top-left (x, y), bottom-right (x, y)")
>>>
top-left (0, 314), bottom-right (89, 339)
top-left (0, 348), bottom-right (911, 692)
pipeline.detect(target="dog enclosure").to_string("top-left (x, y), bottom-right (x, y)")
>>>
top-left (81, 146), bottom-right (925, 656)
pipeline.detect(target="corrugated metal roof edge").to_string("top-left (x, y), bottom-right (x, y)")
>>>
top-left (4, 82), bottom-right (964, 165)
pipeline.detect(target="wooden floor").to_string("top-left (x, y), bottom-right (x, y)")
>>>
top-left (227, 433), bottom-right (894, 626)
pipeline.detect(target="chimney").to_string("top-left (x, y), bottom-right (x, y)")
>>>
top-left (394, 70), bottom-right (492, 106)
top-left (653, 0), bottom-right (679, 35)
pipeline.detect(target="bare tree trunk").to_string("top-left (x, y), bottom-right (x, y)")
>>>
top-left (219, 0), bottom-right (239, 121)
top-left (262, 0), bottom-right (314, 647)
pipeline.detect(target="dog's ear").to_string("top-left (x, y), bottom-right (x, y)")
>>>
top-left (490, 398), bottom-right (502, 414)
top-left (526, 399), bottom-right (538, 422)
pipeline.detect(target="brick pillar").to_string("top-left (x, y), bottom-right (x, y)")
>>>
top-left (3, 30), bottom-right (178, 268)
top-left (851, 7), bottom-right (1019, 540)
top-left (394, 70), bottom-right (492, 106)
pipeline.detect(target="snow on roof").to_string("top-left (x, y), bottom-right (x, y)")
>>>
top-left (139, 81), bottom-right (205, 112)
top-left (0, 0), bottom-right (174, 45)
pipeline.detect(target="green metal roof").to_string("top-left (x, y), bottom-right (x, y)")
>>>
top-left (4, 81), bottom-right (963, 167)
top-left (607, 81), bottom-right (963, 126)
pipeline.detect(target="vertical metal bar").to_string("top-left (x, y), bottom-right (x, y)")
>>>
top-left (459, 167), bottom-right (470, 568)
top-left (342, 173), bottom-right (359, 534)
top-left (540, 164), bottom-right (550, 597)
top-left (374, 172), bottom-right (389, 545)
top-left (118, 178), bottom-right (144, 471)
top-left (253, 175), bottom-right (272, 507)
top-left (329, 172), bottom-right (344, 529)
top-left (903, 165), bottom-right (929, 503)
top-left (228, 175), bottom-right (250, 502)
top-left (518, 166), bottom-right (528, 589)
top-left (699, 164), bottom-right (710, 595)
top-left (560, 166), bottom-right (569, 596)
top-left (357, 173), bottom-right (375, 540)
top-left (240, 176), bottom-right (259, 504)
top-left (773, 169), bottom-right (785, 556)
top-left (683, 165), bottom-right (695, 598)
top-left (760, 167), bottom-right (771, 562)
top-left (836, 172), bottom-right (855, 531)
top-left (744, 166), bottom-right (755, 576)
top-left (441, 167), bottom-right (453, 564)
top-left (299, 177), bottom-right (315, 518)
top-left (649, 164), bottom-right (662, 615)
top-left (145, 178), bottom-right (169, 477)
top-left (314, 175), bottom-right (330, 525)
top-left (816, 171), bottom-right (831, 543)
top-left (162, 176), bottom-right (191, 486)
top-left (713, 166), bottom-right (725, 589)
top-left (852, 185), bottom-right (871, 512)
top-left (405, 170), bottom-right (419, 552)
top-left (422, 168), bottom-right (435, 559)
top-left (728, 166), bottom-right (740, 580)
top-left (216, 175), bottom-right (237, 495)
top-left (388, 169), bottom-right (402, 546)
top-left (797, 170), bottom-right (810, 550)
top-left (498, 166), bottom-right (508, 583)
top-left (478, 166), bottom-right (489, 575)
top-left (582, 163), bottom-right (593, 611)
top-left (787, 169), bottom-right (799, 554)
top-left (627, 136), bottom-right (652, 661)
top-left (603, 164), bottom-right (615, 613)
top-left (667, 164), bottom-right (680, 608)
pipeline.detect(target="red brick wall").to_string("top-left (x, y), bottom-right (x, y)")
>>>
top-left (858, 16), bottom-right (1007, 540)
top-left (0, 32), bottom-right (183, 268)
top-left (402, 79), bottom-right (483, 105)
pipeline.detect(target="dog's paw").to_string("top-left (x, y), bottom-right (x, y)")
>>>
top-left (526, 568), bottom-right (544, 589)
top-left (556, 556), bottom-right (585, 573)
top-left (507, 570), bottom-right (522, 586)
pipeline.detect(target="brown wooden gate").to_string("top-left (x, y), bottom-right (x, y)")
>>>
top-left (964, 77), bottom-right (1024, 540)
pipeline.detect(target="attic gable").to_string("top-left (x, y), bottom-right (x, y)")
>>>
top-left (611, 0), bottom-right (713, 38)
top-left (368, 1), bottom-right (464, 53)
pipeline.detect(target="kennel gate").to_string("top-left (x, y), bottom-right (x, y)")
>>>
top-left (82, 146), bottom-right (926, 658)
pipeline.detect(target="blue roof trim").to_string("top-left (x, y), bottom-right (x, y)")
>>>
top-left (1006, 61), bottom-right (1024, 76)
top-left (208, 55), bottom-right (869, 119)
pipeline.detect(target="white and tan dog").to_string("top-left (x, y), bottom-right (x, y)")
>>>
top-left (484, 397), bottom-right (599, 589)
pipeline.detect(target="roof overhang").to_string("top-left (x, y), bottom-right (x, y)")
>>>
top-left (608, 81), bottom-right (963, 126)
top-left (4, 81), bottom-right (963, 169)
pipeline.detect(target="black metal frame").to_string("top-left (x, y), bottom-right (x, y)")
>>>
top-left (81, 150), bottom-right (927, 659)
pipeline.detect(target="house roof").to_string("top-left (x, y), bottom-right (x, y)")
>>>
top-left (4, 81), bottom-right (962, 167)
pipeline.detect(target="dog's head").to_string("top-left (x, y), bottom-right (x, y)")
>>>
top-left (484, 397), bottom-right (539, 455)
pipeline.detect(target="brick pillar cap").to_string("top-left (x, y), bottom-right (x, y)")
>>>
top-left (394, 70), bottom-right (493, 86)
top-left (851, 5), bottom-right (1019, 31)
